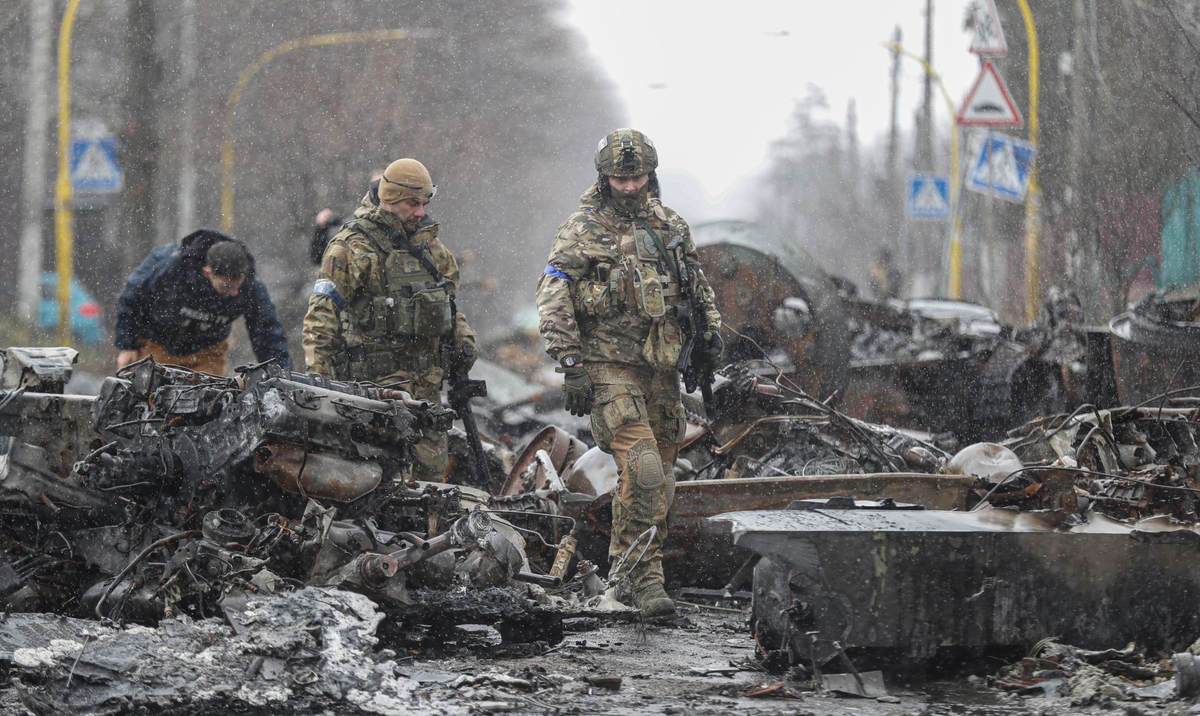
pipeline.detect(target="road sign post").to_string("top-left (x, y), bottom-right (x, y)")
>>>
top-left (55, 0), bottom-right (84, 346)
top-left (1016, 0), bottom-right (1041, 323)
top-left (884, 41), bottom-right (964, 299)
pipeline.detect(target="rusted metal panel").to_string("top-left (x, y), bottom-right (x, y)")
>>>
top-left (661, 474), bottom-right (974, 587)
top-left (1110, 314), bottom-right (1200, 407)
top-left (693, 220), bottom-right (850, 398)
top-left (670, 473), bottom-right (973, 520)
top-left (718, 507), bottom-right (1200, 669)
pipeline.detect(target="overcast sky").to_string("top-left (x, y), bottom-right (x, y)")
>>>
top-left (562, 0), bottom-right (999, 220)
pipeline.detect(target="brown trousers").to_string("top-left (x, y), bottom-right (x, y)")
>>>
top-left (136, 339), bottom-right (230, 376)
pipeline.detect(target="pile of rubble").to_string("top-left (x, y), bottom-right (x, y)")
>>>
top-left (991, 640), bottom-right (1178, 704)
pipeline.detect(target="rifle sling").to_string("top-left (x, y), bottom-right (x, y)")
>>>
top-left (387, 227), bottom-right (446, 285)
top-left (632, 218), bottom-right (678, 283)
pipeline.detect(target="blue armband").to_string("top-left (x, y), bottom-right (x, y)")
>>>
top-left (543, 265), bottom-right (573, 282)
top-left (312, 279), bottom-right (346, 310)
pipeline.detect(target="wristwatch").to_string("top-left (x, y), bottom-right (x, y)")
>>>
top-left (560, 354), bottom-right (583, 369)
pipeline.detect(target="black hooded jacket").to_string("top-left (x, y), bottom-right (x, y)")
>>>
top-left (114, 229), bottom-right (291, 368)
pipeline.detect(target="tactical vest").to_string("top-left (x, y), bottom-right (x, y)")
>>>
top-left (575, 216), bottom-right (682, 321)
top-left (574, 211), bottom-right (685, 370)
top-left (337, 219), bottom-right (453, 382)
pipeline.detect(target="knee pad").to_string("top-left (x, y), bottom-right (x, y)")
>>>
top-left (627, 437), bottom-right (664, 490)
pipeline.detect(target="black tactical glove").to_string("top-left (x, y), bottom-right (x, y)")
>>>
top-left (702, 330), bottom-right (724, 363)
top-left (441, 339), bottom-right (477, 375)
top-left (555, 355), bottom-right (593, 416)
top-left (457, 340), bottom-right (477, 372)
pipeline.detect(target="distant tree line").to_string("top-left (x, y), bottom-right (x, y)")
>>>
top-left (755, 0), bottom-right (1200, 323)
top-left (0, 0), bottom-right (622, 355)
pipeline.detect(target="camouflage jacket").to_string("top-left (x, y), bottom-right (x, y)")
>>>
top-left (301, 191), bottom-right (476, 386)
top-left (536, 186), bottom-right (721, 370)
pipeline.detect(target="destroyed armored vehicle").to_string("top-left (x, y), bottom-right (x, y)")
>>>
top-left (692, 220), bottom-right (1100, 441)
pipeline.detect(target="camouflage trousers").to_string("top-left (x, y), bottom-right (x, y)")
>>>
top-left (399, 371), bottom-right (448, 483)
top-left (587, 362), bottom-right (686, 591)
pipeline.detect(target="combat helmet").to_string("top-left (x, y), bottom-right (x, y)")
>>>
top-left (595, 128), bottom-right (658, 177)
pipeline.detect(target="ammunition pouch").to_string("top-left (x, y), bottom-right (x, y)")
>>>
top-left (630, 263), bottom-right (666, 318)
top-left (579, 258), bottom-right (680, 322)
top-left (366, 285), bottom-right (452, 338)
top-left (340, 345), bottom-right (438, 382)
top-left (642, 316), bottom-right (683, 371)
top-left (577, 279), bottom-right (612, 319)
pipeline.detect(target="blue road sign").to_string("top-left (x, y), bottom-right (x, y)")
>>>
top-left (908, 174), bottom-right (951, 220)
top-left (70, 135), bottom-right (123, 193)
top-left (966, 133), bottom-right (1036, 203)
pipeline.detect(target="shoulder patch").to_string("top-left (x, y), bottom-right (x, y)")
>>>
top-left (313, 279), bottom-right (346, 310)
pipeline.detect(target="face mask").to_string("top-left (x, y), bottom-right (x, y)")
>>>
top-left (609, 183), bottom-right (649, 215)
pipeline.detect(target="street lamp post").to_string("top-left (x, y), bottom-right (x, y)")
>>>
top-left (54, 0), bottom-right (84, 345)
top-left (220, 29), bottom-right (414, 234)
top-left (1016, 0), bottom-right (1041, 323)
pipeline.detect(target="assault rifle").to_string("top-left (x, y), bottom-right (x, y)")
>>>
top-left (668, 237), bottom-right (716, 412)
top-left (441, 293), bottom-right (493, 493)
top-left (390, 229), bottom-right (493, 493)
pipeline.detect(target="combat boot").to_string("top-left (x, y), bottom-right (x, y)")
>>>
top-left (636, 581), bottom-right (676, 618)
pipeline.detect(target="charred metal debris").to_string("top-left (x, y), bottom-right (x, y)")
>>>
top-left (9, 301), bottom-right (1200, 714)
top-left (0, 349), bottom-right (619, 663)
top-left (705, 375), bottom-right (1200, 684)
top-left (691, 220), bottom-right (1114, 443)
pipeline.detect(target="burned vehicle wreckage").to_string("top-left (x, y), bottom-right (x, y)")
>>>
top-left (5, 264), bottom-right (1200, 711)
top-left (0, 348), bottom-right (583, 636)
top-left (692, 220), bottom-right (1105, 442)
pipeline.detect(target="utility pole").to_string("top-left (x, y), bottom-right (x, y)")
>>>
top-left (176, 0), bottom-right (197, 239)
top-left (120, 0), bottom-right (161, 272)
top-left (846, 99), bottom-right (860, 216)
top-left (983, 130), bottom-right (997, 307)
top-left (887, 25), bottom-right (902, 249)
top-left (913, 0), bottom-right (936, 294)
top-left (919, 0), bottom-right (935, 170)
top-left (1065, 0), bottom-right (1088, 314)
top-left (19, 0), bottom-right (52, 326)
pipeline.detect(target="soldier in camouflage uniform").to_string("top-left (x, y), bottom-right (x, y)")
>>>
top-left (302, 158), bottom-right (477, 482)
top-left (535, 129), bottom-right (723, 618)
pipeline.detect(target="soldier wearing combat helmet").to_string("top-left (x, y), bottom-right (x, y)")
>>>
top-left (302, 158), bottom-right (477, 482)
top-left (535, 129), bottom-right (723, 617)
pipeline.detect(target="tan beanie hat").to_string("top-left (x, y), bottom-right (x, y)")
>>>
top-left (378, 158), bottom-right (436, 204)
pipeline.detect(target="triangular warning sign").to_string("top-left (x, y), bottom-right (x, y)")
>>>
top-left (956, 60), bottom-right (1022, 127)
top-left (969, 0), bottom-right (1007, 56)
top-left (914, 181), bottom-right (947, 213)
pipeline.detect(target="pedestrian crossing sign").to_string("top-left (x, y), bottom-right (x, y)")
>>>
top-left (966, 132), bottom-right (1036, 203)
top-left (908, 175), bottom-right (951, 221)
top-left (70, 136), bottom-right (123, 193)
